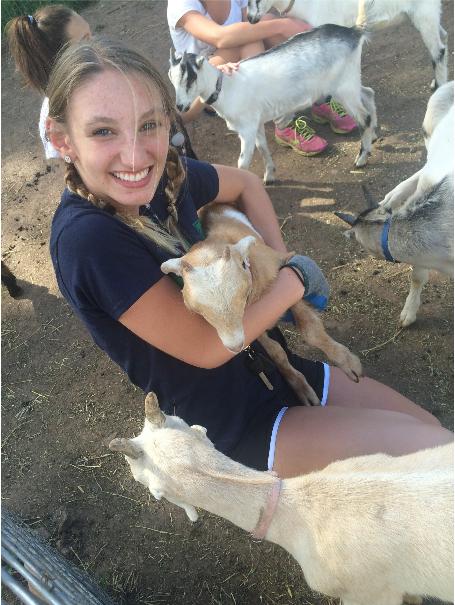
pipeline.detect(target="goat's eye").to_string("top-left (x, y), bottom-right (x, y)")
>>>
top-left (242, 260), bottom-right (248, 270)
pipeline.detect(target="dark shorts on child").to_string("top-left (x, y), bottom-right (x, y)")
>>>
top-left (228, 358), bottom-right (329, 471)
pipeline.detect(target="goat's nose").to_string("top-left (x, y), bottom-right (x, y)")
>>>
top-left (176, 103), bottom-right (184, 112)
top-left (221, 330), bottom-right (245, 354)
top-left (226, 342), bottom-right (245, 354)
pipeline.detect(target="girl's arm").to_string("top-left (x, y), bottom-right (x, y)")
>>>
top-left (119, 265), bottom-right (303, 368)
top-left (119, 165), bottom-right (302, 369)
top-left (177, 10), bottom-right (300, 49)
top-left (211, 164), bottom-right (288, 254)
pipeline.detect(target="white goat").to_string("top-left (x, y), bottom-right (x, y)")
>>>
top-left (161, 202), bottom-right (362, 405)
top-left (110, 392), bottom-right (454, 605)
top-left (168, 2), bottom-right (377, 183)
top-left (247, 0), bottom-right (448, 90)
top-left (380, 81), bottom-right (453, 212)
top-left (335, 82), bottom-right (453, 326)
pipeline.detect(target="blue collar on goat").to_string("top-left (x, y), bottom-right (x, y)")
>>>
top-left (381, 216), bottom-right (399, 263)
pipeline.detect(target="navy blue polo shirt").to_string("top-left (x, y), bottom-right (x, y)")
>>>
top-left (50, 158), bottom-right (318, 454)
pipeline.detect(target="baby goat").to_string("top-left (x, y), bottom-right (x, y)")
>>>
top-left (336, 83), bottom-right (453, 326)
top-left (161, 203), bottom-right (361, 405)
top-left (247, 0), bottom-right (448, 90)
top-left (168, 2), bottom-right (377, 183)
top-left (110, 392), bottom-right (454, 605)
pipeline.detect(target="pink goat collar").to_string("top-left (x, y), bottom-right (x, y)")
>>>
top-left (251, 477), bottom-right (282, 540)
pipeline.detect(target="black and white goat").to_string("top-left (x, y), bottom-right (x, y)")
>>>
top-left (168, 1), bottom-right (377, 183)
top-left (335, 82), bottom-right (453, 327)
top-left (247, 0), bottom-right (448, 90)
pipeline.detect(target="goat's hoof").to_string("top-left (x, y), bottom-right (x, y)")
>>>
top-left (430, 78), bottom-right (437, 91)
top-left (354, 155), bottom-right (368, 168)
top-left (334, 348), bottom-right (363, 382)
top-left (264, 172), bottom-right (276, 185)
top-left (301, 393), bottom-right (320, 407)
top-left (307, 390), bottom-right (321, 406)
top-left (399, 309), bottom-right (417, 328)
top-left (296, 383), bottom-right (320, 406)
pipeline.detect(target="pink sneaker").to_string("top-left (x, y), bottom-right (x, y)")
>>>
top-left (312, 99), bottom-right (357, 134)
top-left (274, 118), bottom-right (327, 156)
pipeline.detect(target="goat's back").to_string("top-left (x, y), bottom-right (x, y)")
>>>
top-left (290, 0), bottom-right (440, 28)
top-left (289, 443), bottom-right (453, 601)
top-left (239, 24), bottom-right (364, 75)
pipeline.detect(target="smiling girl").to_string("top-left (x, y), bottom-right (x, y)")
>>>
top-left (47, 38), bottom-right (451, 478)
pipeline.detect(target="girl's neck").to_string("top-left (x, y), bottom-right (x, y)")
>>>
top-left (202, 1), bottom-right (232, 25)
top-left (110, 201), bottom-right (141, 216)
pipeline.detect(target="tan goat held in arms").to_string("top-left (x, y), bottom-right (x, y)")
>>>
top-left (161, 203), bottom-right (362, 405)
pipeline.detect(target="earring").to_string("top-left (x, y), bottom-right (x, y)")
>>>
top-left (64, 155), bottom-right (72, 164)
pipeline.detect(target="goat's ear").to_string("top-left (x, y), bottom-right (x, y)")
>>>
top-left (161, 258), bottom-right (182, 275)
top-left (234, 235), bottom-right (256, 259)
top-left (145, 392), bottom-right (166, 428)
top-left (334, 211), bottom-right (357, 226)
top-left (161, 258), bottom-right (193, 276)
top-left (195, 56), bottom-right (205, 69)
top-left (109, 438), bottom-right (142, 460)
top-left (170, 47), bottom-right (180, 66)
top-left (361, 184), bottom-right (377, 209)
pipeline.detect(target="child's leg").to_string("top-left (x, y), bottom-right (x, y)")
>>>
top-left (273, 404), bottom-right (452, 478)
top-left (259, 13), bottom-right (312, 48)
top-left (326, 367), bottom-right (442, 426)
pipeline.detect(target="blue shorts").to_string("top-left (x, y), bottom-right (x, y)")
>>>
top-left (229, 362), bottom-right (330, 471)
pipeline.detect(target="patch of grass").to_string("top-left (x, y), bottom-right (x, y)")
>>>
top-left (2, 0), bottom-right (95, 33)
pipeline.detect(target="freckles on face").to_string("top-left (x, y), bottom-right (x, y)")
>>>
top-left (65, 69), bottom-right (170, 211)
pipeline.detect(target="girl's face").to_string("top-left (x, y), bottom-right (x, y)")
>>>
top-left (65, 13), bottom-right (92, 43)
top-left (57, 69), bottom-right (170, 212)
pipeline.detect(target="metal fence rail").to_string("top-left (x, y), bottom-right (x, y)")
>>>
top-left (1, 508), bottom-right (117, 605)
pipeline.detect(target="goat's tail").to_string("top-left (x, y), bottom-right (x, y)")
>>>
top-left (355, 0), bottom-right (369, 29)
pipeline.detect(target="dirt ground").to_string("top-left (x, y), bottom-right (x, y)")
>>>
top-left (2, 2), bottom-right (454, 604)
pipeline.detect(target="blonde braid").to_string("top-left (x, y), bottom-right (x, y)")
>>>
top-left (164, 146), bottom-right (190, 251)
top-left (64, 162), bottom-right (183, 254)
top-left (64, 162), bottom-right (107, 210)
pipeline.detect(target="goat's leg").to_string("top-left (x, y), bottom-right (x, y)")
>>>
top-left (257, 333), bottom-right (319, 406)
top-left (356, 86), bottom-right (378, 166)
top-left (338, 86), bottom-right (377, 167)
top-left (409, 13), bottom-right (448, 89)
top-left (380, 169), bottom-right (423, 211)
top-left (255, 123), bottom-right (276, 185)
top-left (237, 128), bottom-right (258, 171)
top-left (400, 266), bottom-right (429, 327)
top-left (291, 301), bottom-right (362, 382)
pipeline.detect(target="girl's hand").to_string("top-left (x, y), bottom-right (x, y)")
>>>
top-left (216, 61), bottom-right (240, 76)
